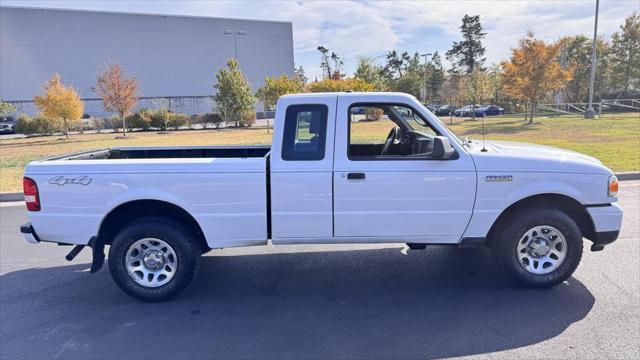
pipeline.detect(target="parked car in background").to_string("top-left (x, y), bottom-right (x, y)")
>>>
top-left (454, 105), bottom-right (478, 117)
top-left (475, 105), bottom-right (505, 117)
top-left (0, 116), bottom-right (16, 134)
top-left (434, 105), bottom-right (456, 116)
top-left (426, 104), bottom-right (439, 112)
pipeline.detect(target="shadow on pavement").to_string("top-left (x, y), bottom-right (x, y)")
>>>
top-left (0, 246), bottom-right (594, 359)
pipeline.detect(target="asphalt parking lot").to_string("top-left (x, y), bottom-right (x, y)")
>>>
top-left (1, 181), bottom-right (638, 360)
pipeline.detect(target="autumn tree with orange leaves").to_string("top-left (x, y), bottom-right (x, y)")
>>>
top-left (501, 32), bottom-right (572, 124)
top-left (94, 64), bottom-right (140, 136)
top-left (33, 74), bottom-right (83, 139)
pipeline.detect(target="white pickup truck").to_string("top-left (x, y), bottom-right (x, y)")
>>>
top-left (21, 92), bottom-right (623, 301)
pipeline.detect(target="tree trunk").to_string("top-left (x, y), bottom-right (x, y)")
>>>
top-left (122, 114), bottom-right (127, 136)
top-left (471, 100), bottom-right (476, 121)
top-left (527, 100), bottom-right (535, 124)
top-left (523, 100), bottom-right (528, 122)
top-left (63, 118), bottom-right (69, 139)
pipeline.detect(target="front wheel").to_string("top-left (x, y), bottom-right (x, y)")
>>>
top-left (108, 217), bottom-right (201, 301)
top-left (493, 208), bottom-right (583, 287)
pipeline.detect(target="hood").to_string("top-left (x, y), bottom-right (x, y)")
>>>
top-left (469, 140), bottom-right (610, 174)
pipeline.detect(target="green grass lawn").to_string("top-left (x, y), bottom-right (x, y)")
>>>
top-left (0, 112), bottom-right (638, 192)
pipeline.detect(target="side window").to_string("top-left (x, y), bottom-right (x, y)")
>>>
top-left (349, 104), bottom-right (440, 159)
top-left (281, 104), bottom-right (328, 161)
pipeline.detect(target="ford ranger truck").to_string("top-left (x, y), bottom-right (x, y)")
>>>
top-left (20, 92), bottom-right (623, 301)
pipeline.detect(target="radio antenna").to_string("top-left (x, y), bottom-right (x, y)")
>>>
top-left (481, 113), bottom-right (488, 152)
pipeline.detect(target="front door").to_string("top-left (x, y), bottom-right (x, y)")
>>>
top-left (332, 97), bottom-right (476, 244)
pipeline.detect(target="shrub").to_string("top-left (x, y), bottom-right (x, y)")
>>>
top-left (107, 116), bottom-right (122, 132)
top-left (364, 107), bottom-right (384, 121)
top-left (15, 114), bottom-right (35, 135)
top-left (91, 118), bottom-right (106, 133)
top-left (126, 108), bottom-right (152, 131)
top-left (239, 111), bottom-right (256, 127)
top-left (307, 78), bottom-right (375, 92)
top-left (197, 113), bottom-right (224, 128)
top-left (15, 113), bottom-right (62, 136)
top-left (167, 113), bottom-right (189, 130)
top-left (149, 109), bottom-right (171, 130)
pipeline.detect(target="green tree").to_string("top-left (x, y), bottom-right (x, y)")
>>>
top-left (213, 58), bottom-right (256, 127)
top-left (317, 46), bottom-right (343, 80)
top-left (458, 67), bottom-right (491, 119)
top-left (487, 63), bottom-right (504, 105)
top-left (294, 64), bottom-right (308, 84)
top-left (557, 35), bottom-right (610, 102)
top-left (426, 52), bottom-right (445, 102)
top-left (255, 74), bottom-right (305, 110)
top-left (446, 15), bottom-right (487, 74)
top-left (609, 11), bottom-right (640, 97)
top-left (354, 56), bottom-right (386, 91)
top-left (0, 98), bottom-right (16, 115)
top-left (383, 51), bottom-right (424, 98)
top-left (384, 50), bottom-right (411, 79)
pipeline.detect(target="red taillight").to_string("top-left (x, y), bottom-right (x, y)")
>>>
top-left (23, 177), bottom-right (40, 211)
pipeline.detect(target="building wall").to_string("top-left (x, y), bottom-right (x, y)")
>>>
top-left (0, 6), bottom-right (294, 115)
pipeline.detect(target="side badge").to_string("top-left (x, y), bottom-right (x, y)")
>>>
top-left (485, 175), bottom-right (513, 182)
top-left (49, 175), bottom-right (92, 186)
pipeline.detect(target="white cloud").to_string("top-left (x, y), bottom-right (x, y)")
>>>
top-left (3, 0), bottom-right (638, 79)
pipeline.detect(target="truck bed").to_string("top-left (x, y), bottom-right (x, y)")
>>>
top-left (48, 145), bottom-right (271, 161)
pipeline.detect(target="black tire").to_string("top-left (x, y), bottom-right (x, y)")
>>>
top-left (108, 216), bottom-right (201, 301)
top-left (493, 208), bottom-right (583, 287)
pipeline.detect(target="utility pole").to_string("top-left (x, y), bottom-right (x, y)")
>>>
top-left (223, 30), bottom-right (247, 59)
top-left (585, 0), bottom-right (599, 119)
top-left (420, 53), bottom-right (432, 104)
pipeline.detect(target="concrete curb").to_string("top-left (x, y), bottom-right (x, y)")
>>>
top-left (615, 172), bottom-right (640, 181)
top-left (0, 192), bottom-right (23, 202)
top-left (1, 172), bottom-right (638, 202)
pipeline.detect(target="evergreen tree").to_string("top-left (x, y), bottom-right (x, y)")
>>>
top-left (446, 15), bottom-right (487, 74)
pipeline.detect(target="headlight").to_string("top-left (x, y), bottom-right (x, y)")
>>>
top-left (608, 175), bottom-right (619, 197)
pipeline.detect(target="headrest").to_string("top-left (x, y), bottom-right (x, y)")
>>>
top-left (308, 112), bottom-right (323, 134)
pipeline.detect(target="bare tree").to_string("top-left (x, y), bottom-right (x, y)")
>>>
top-left (94, 64), bottom-right (140, 136)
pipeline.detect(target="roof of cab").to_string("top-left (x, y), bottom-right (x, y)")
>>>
top-left (279, 92), bottom-right (417, 100)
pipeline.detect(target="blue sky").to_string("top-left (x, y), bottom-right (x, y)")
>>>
top-left (2, 0), bottom-right (638, 80)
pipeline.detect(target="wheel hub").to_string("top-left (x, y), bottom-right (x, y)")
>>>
top-left (125, 238), bottom-right (178, 288)
top-left (527, 237), bottom-right (550, 258)
top-left (516, 225), bottom-right (568, 275)
top-left (143, 250), bottom-right (166, 270)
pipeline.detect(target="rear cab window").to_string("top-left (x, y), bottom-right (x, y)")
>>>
top-left (281, 104), bottom-right (328, 161)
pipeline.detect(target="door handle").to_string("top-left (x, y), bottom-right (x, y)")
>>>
top-left (347, 172), bottom-right (366, 180)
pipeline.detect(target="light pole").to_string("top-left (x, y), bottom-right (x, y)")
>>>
top-left (420, 53), bottom-right (432, 104)
top-left (585, 0), bottom-right (599, 119)
top-left (223, 29), bottom-right (247, 59)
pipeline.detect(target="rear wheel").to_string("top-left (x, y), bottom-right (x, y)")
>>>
top-left (493, 208), bottom-right (583, 287)
top-left (108, 217), bottom-right (201, 301)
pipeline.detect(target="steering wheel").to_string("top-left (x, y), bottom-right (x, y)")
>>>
top-left (382, 126), bottom-right (400, 155)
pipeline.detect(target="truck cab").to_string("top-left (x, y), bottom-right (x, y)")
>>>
top-left (21, 92), bottom-right (623, 301)
top-left (270, 93), bottom-right (475, 244)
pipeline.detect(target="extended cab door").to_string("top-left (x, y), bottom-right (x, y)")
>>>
top-left (270, 94), bottom-right (337, 242)
top-left (332, 94), bottom-right (476, 244)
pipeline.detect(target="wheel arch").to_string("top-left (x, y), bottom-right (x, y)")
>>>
top-left (98, 199), bottom-right (209, 253)
top-left (485, 193), bottom-right (596, 249)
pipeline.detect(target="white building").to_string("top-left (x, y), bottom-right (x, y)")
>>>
top-left (0, 6), bottom-right (294, 115)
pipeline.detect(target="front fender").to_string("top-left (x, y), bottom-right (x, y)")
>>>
top-left (462, 172), bottom-right (609, 239)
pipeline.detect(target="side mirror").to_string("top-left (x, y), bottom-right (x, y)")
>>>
top-left (432, 136), bottom-right (455, 159)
